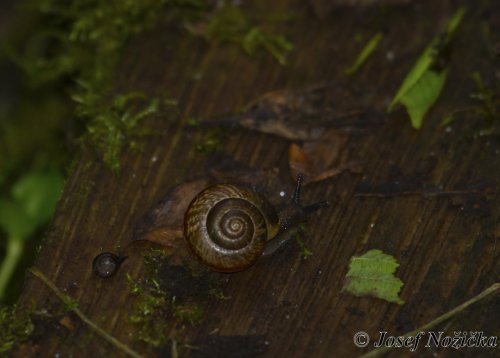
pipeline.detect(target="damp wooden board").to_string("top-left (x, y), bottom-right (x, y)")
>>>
top-left (16, 1), bottom-right (500, 357)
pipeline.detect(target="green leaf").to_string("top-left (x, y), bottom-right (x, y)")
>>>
top-left (343, 249), bottom-right (405, 304)
top-left (388, 7), bottom-right (466, 128)
top-left (345, 32), bottom-right (383, 76)
top-left (400, 69), bottom-right (448, 129)
top-left (0, 171), bottom-right (64, 241)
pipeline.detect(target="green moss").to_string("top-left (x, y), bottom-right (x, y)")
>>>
top-left (195, 128), bottom-right (227, 155)
top-left (295, 225), bottom-right (313, 260)
top-left (9, 0), bottom-right (206, 172)
top-left (442, 71), bottom-right (499, 133)
top-left (7, 0), bottom-right (293, 173)
top-left (186, 119), bottom-right (226, 155)
top-left (127, 273), bottom-right (169, 348)
top-left (471, 72), bottom-right (497, 122)
top-left (193, 2), bottom-right (294, 65)
top-left (0, 305), bottom-right (33, 354)
top-left (76, 90), bottom-right (161, 172)
top-left (172, 302), bottom-right (204, 326)
top-left (125, 251), bottom-right (231, 350)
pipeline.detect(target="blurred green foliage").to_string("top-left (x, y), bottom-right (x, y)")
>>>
top-left (0, 171), bottom-right (64, 300)
top-left (0, 171), bottom-right (63, 240)
top-left (7, 0), bottom-right (206, 171)
top-left (0, 0), bottom-right (207, 304)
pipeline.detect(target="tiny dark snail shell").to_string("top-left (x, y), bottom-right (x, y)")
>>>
top-left (184, 174), bottom-right (328, 273)
top-left (93, 252), bottom-right (127, 278)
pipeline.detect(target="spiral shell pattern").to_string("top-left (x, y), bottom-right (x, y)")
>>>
top-left (184, 184), bottom-right (279, 272)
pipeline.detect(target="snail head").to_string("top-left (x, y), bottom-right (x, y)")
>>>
top-left (278, 173), bottom-right (330, 231)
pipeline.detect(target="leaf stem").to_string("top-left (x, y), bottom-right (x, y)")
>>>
top-left (28, 267), bottom-right (144, 358)
top-left (0, 237), bottom-right (23, 301)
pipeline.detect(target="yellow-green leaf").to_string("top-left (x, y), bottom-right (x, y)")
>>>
top-left (345, 33), bottom-right (383, 76)
top-left (400, 69), bottom-right (448, 129)
top-left (343, 249), bottom-right (404, 304)
top-left (388, 7), bottom-right (466, 128)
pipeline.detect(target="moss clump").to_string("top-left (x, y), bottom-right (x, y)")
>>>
top-left (10, 0), bottom-right (206, 172)
top-left (195, 128), bottom-right (227, 155)
top-left (75, 90), bottom-right (161, 172)
top-left (470, 72), bottom-right (498, 133)
top-left (0, 305), bottom-right (33, 354)
top-left (172, 301), bottom-right (204, 327)
top-left (294, 224), bottom-right (313, 260)
top-left (190, 2), bottom-right (294, 65)
top-left (127, 274), bottom-right (169, 348)
top-left (8, 0), bottom-right (293, 172)
top-left (126, 252), bottom-right (228, 350)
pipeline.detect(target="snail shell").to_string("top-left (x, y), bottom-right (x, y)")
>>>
top-left (184, 184), bottom-right (280, 272)
top-left (93, 253), bottom-right (127, 278)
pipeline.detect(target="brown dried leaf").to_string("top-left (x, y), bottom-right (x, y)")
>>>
top-left (289, 143), bottom-right (311, 178)
top-left (59, 316), bottom-right (75, 331)
top-left (133, 164), bottom-right (287, 250)
top-left (289, 132), bottom-right (361, 184)
top-left (208, 83), bottom-right (384, 141)
top-left (133, 178), bottom-right (210, 247)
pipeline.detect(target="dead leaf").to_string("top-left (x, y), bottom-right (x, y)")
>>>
top-left (133, 178), bottom-right (210, 247)
top-left (288, 132), bottom-right (360, 184)
top-left (288, 143), bottom-right (311, 177)
top-left (59, 316), bottom-right (75, 331)
top-left (133, 163), bottom-right (290, 249)
top-left (205, 83), bottom-right (384, 141)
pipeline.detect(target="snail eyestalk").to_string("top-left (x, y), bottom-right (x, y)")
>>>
top-left (292, 173), bottom-right (303, 205)
top-left (264, 174), bottom-right (330, 256)
top-left (279, 174), bottom-right (330, 231)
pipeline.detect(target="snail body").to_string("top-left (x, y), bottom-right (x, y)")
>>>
top-left (184, 184), bottom-right (280, 272)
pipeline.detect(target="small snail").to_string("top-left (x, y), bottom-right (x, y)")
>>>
top-left (93, 174), bottom-right (328, 276)
top-left (184, 174), bottom-right (328, 272)
top-left (93, 252), bottom-right (127, 278)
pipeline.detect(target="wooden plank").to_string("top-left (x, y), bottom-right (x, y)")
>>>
top-left (16, 1), bottom-right (499, 357)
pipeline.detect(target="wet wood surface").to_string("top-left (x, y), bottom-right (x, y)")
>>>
top-left (16, 1), bottom-right (499, 357)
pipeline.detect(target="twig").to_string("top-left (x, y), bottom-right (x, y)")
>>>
top-left (355, 189), bottom-right (488, 198)
top-left (360, 283), bottom-right (500, 358)
top-left (28, 267), bottom-right (144, 358)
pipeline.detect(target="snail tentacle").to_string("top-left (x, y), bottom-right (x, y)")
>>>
top-left (264, 174), bottom-right (330, 256)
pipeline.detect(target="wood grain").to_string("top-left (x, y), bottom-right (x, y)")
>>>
top-left (16, 1), bottom-right (500, 357)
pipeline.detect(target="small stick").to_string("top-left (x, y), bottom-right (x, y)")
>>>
top-left (29, 267), bottom-right (144, 358)
top-left (360, 283), bottom-right (499, 358)
top-left (355, 189), bottom-right (488, 198)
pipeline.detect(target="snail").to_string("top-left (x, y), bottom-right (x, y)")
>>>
top-left (92, 252), bottom-right (127, 278)
top-left (184, 174), bottom-right (328, 272)
top-left (93, 174), bottom-right (328, 276)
